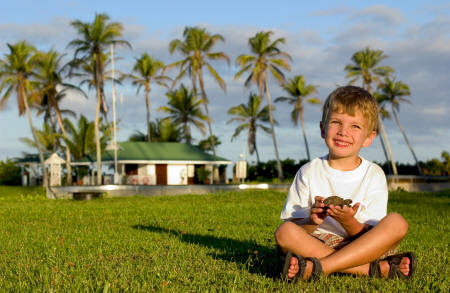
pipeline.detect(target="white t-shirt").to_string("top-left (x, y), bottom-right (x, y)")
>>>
top-left (280, 156), bottom-right (388, 238)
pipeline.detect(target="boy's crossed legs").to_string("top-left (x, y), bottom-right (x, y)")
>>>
top-left (275, 213), bottom-right (413, 280)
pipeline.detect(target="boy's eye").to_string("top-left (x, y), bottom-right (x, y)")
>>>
top-left (352, 125), bottom-right (361, 129)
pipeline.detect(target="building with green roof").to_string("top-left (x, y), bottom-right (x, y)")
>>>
top-left (73, 142), bottom-right (232, 185)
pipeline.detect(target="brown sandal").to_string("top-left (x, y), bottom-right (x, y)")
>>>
top-left (282, 252), bottom-right (323, 281)
top-left (369, 252), bottom-right (417, 279)
top-left (282, 251), bottom-right (306, 282)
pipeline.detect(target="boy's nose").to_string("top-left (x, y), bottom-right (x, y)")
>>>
top-left (337, 126), bottom-right (348, 136)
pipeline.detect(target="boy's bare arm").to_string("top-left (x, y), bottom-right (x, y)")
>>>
top-left (288, 196), bottom-right (328, 234)
top-left (327, 203), bottom-right (370, 236)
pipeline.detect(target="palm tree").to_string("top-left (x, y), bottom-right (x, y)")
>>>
top-left (376, 78), bottom-right (422, 174)
top-left (344, 46), bottom-right (398, 175)
top-left (20, 122), bottom-right (58, 153)
top-left (158, 84), bottom-right (207, 144)
top-left (0, 41), bottom-right (48, 187)
top-left (198, 135), bottom-right (221, 153)
top-left (62, 115), bottom-right (111, 160)
top-left (227, 93), bottom-right (271, 164)
top-left (35, 49), bottom-right (87, 185)
top-left (69, 52), bottom-right (113, 97)
top-left (128, 53), bottom-right (170, 141)
top-left (169, 26), bottom-right (230, 155)
top-left (128, 118), bottom-right (182, 142)
top-left (68, 13), bottom-right (130, 185)
top-left (235, 31), bottom-right (291, 181)
top-left (275, 75), bottom-right (320, 161)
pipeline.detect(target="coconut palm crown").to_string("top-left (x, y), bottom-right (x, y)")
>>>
top-left (344, 46), bottom-right (394, 94)
top-left (158, 84), bottom-right (207, 144)
top-left (227, 93), bottom-right (271, 164)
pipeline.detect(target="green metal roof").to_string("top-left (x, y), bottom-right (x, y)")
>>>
top-left (77, 142), bottom-right (231, 163)
top-left (15, 153), bottom-right (51, 164)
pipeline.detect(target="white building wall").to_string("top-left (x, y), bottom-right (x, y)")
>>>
top-left (167, 165), bottom-right (187, 185)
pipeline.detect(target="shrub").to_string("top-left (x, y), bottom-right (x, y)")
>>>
top-left (0, 159), bottom-right (22, 185)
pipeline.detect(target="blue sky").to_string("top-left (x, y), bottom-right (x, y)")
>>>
top-left (1, 1), bottom-right (449, 168)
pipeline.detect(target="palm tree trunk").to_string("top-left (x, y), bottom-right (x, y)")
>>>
top-left (197, 70), bottom-right (216, 156)
top-left (254, 142), bottom-right (260, 164)
top-left (366, 85), bottom-right (397, 176)
top-left (94, 93), bottom-right (102, 185)
top-left (299, 113), bottom-right (311, 161)
top-left (392, 108), bottom-right (422, 175)
top-left (378, 133), bottom-right (393, 174)
top-left (22, 88), bottom-right (48, 190)
top-left (54, 103), bottom-right (73, 185)
top-left (185, 122), bottom-right (191, 144)
top-left (145, 86), bottom-right (151, 142)
top-left (94, 58), bottom-right (103, 185)
top-left (377, 115), bottom-right (398, 175)
top-left (249, 125), bottom-right (260, 163)
top-left (264, 75), bottom-right (284, 181)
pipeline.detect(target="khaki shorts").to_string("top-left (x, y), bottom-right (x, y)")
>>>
top-left (312, 230), bottom-right (398, 260)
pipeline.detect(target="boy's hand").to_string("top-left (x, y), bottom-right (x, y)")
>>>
top-left (326, 202), bottom-right (361, 225)
top-left (310, 196), bottom-right (328, 225)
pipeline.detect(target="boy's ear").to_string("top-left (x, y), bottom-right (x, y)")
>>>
top-left (320, 121), bottom-right (325, 138)
top-left (362, 130), bottom-right (377, 147)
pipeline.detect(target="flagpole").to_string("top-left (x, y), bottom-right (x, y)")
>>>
top-left (111, 44), bottom-right (119, 184)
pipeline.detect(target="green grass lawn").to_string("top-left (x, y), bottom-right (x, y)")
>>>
top-left (0, 186), bottom-right (448, 292)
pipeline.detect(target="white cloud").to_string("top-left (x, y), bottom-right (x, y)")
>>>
top-left (353, 5), bottom-right (406, 26)
top-left (311, 6), bottom-right (354, 17)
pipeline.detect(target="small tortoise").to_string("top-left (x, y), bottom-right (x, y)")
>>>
top-left (323, 196), bottom-right (352, 208)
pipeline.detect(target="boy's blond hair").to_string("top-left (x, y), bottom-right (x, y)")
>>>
top-left (321, 85), bottom-right (379, 133)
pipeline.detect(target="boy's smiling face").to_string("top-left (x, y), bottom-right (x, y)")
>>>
top-left (320, 110), bottom-right (376, 168)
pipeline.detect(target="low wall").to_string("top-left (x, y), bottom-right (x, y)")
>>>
top-left (48, 183), bottom-right (291, 199)
top-left (47, 176), bottom-right (450, 199)
top-left (387, 175), bottom-right (450, 192)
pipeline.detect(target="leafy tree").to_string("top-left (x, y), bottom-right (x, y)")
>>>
top-left (344, 46), bottom-right (397, 175)
top-left (421, 152), bottom-right (450, 176)
top-left (129, 118), bottom-right (182, 143)
top-left (0, 41), bottom-right (48, 187)
top-left (247, 158), bottom-right (308, 182)
top-left (198, 135), bottom-right (221, 153)
top-left (128, 53), bottom-right (170, 141)
top-left (275, 75), bottom-right (320, 161)
top-left (20, 122), bottom-right (58, 153)
top-left (61, 115), bottom-right (110, 160)
top-left (376, 77), bottom-right (422, 175)
top-left (442, 151), bottom-right (450, 175)
top-left (169, 26), bottom-right (230, 155)
top-left (68, 13), bottom-right (130, 185)
top-left (0, 159), bottom-right (22, 185)
top-left (227, 93), bottom-right (271, 163)
top-left (235, 31), bottom-right (291, 181)
top-left (158, 84), bottom-right (206, 144)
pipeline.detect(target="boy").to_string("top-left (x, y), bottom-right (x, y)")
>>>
top-left (275, 86), bottom-right (416, 281)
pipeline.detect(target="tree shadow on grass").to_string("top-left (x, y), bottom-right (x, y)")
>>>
top-left (132, 224), bottom-right (283, 279)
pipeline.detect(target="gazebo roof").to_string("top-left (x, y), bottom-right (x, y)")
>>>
top-left (74, 142), bottom-right (232, 165)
